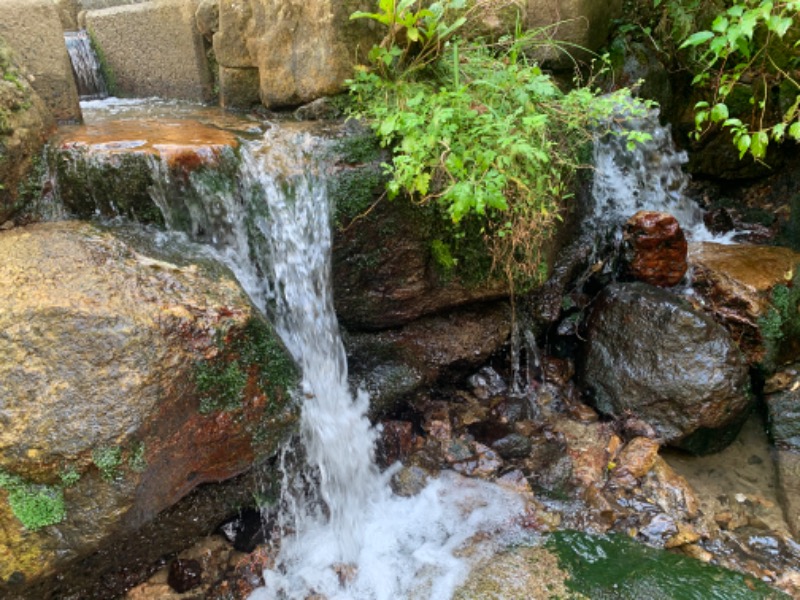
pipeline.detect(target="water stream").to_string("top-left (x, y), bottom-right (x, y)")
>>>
top-left (64, 30), bottom-right (108, 101)
top-left (591, 108), bottom-right (731, 243)
top-left (131, 121), bottom-right (530, 598)
top-left (50, 100), bottom-right (774, 597)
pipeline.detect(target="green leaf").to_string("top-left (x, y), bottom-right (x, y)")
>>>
top-left (788, 122), bottom-right (800, 140)
top-left (750, 130), bottom-right (769, 159)
top-left (680, 30), bottom-right (715, 49)
top-left (710, 103), bottom-right (729, 123)
top-left (737, 133), bottom-right (751, 158)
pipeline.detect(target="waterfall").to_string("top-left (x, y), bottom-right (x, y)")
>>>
top-left (64, 30), bottom-right (108, 101)
top-left (136, 124), bottom-right (528, 599)
top-left (591, 108), bottom-right (722, 242)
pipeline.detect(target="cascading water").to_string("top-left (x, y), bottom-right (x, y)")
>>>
top-left (591, 108), bottom-right (726, 242)
top-left (138, 124), bottom-right (530, 599)
top-left (64, 30), bottom-right (108, 101)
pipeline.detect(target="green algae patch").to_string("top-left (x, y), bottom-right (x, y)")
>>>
top-left (0, 470), bottom-right (65, 531)
top-left (547, 531), bottom-right (787, 599)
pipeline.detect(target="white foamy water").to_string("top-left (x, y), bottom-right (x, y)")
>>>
top-left (591, 108), bottom-right (732, 243)
top-left (238, 129), bottom-right (527, 599)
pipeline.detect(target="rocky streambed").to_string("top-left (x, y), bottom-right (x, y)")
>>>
top-left (0, 98), bottom-right (799, 599)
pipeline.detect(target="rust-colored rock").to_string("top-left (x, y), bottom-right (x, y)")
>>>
top-left (623, 210), bottom-right (688, 287)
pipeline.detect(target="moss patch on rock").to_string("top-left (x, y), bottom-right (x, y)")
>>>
top-left (195, 316), bottom-right (298, 417)
top-left (0, 471), bottom-right (66, 531)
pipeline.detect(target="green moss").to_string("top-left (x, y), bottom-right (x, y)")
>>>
top-left (87, 28), bottom-right (117, 97)
top-left (430, 238), bottom-right (457, 280)
top-left (128, 441), bottom-right (147, 473)
top-left (331, 165), bottom-right (385, 229)
top-left (547, 531), bottom-right (787, 599)
top-left (92, 446), bottom-right (123, 481)
top-left (0, 470), bottom-right (66, 531)
top-left (331, 131), bottom-right (383, 166)
top-left (195, 316), bottom-right (298, 416)
top-left (758, 264), bottom-right (800, 370)
top-left (197, 359), bottom-right (248, 414)
top-left (59, 468), bottom-right (81, 488)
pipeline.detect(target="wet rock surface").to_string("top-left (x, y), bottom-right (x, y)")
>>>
top-left (0, 222), bottom-right (296, 596)
top-left (579, 281), bottom-right (751, 452)
top-left (688, 242), bottom-right (800, 365)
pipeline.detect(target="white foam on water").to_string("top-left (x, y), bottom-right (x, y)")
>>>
top-left (252, 471), bottom-right (527, 600)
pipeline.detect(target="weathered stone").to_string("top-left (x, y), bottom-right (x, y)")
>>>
top-left (767, 366), bottom-right (800, 451)
top-left (491, 433), bottom-right (533, 460)
top-left (579, 282), bottom-right (751, 452)
top-left (49, 116), bottom-right (241, 224)
top-left (55, 0), bottom-right (81, 30)
top-left (0, 222), bottom-right (296, 591)
top-left (85, 0), bottom-right (213, 101)
top-left (453, 545), bottom-right (578, 600)
top-left (457, 0), bottom-right (527, 41)
top-left (377, 420), bottom-right (416, 467)
top-left (346, 303), bottom-right (512, 417)
top-left (642, 457), bottom-right (700, 521)
top-left (213, 0), bottom-right (381, 108)
top-left (0, 0), bottom-right (81, 122)
top-left (333, 195), bottom-right (509, 330)
top-left (0, 38), bottom-right (54, 223)
top-left (525, 0), bottom-right (622, 68)
top-left (622, 210), bottom-right (688, 287)
top-left (218, 66), bottom-right (261, 110)
top-left (614, 437), bottom-right (660, 480)
top-left (688, 242), bottom-right (800, 365)
top-left (195, 0), bottom-right (219, 39)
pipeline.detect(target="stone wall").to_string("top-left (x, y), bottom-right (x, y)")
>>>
top-left (0, 0), bottom-right (81, 122)
top-left (85, 0), bottom-right (213, 101)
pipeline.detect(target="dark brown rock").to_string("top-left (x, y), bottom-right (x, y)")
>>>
top-left (579, 282), bottom-right (751, 452)
top-left (623, 210), bottom-right (688, 287)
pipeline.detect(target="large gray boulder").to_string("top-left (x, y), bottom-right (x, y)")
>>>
top-left (0, 221), bottom-right (297, 597)
top-left (579, 282), bottom-right (752, 454)
top-left (0, 0), bottom-right (81, 122)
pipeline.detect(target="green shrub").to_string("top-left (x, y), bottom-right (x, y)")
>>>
top-left (348, 0), bottom-right (653, 291)
top-left (758, 264), bottom-right (800, 369)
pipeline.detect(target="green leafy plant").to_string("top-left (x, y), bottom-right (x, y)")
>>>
top-left (679, 0), bottom-right (800, 159)
top-left (351, 0), bottom-right (469, 80)
top-left (348, 3), bottom-right (653, 289)
top-left (0, 470), bottom-right (66, 531)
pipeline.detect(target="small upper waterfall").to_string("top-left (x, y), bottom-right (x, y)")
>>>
top-left (64, 30), bottom-right (108, 101)
top-left (591, 108), bottom-right (721, 242)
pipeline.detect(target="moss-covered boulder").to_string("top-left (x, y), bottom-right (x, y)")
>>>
top-left (0, 221), bottom-right (297, 597)
top-left (0, 37), bottom-right (54, 224)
